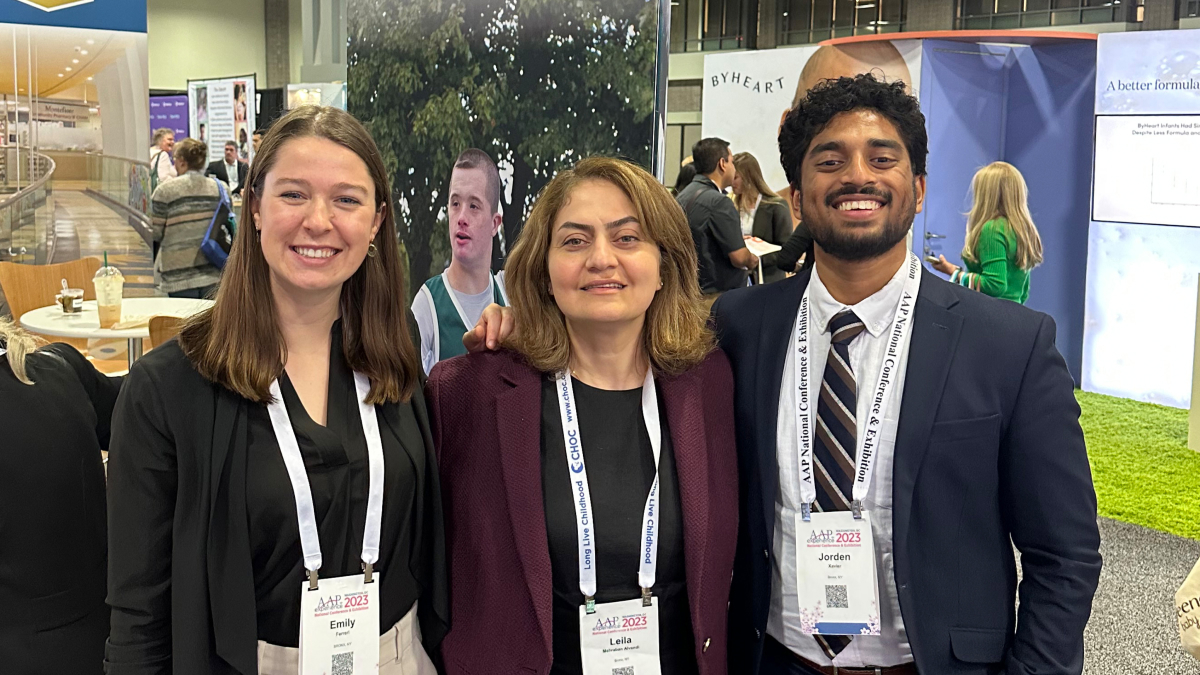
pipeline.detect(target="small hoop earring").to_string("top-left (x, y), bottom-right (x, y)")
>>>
top-left (367, 242), bottom-right (378, 258)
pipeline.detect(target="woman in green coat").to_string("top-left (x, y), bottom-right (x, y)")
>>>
top-left (933, 161), bottom-right (1044, 304)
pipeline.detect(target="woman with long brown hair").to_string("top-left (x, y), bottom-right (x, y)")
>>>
top-left (428, 157), bottom-right (738, 674)
top-left (731, 152), bottom-right (796, 283)
top-left (106, 106), bottom-right (448, 674)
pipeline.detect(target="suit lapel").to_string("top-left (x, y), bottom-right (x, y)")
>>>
top-left (755, 270), bottom-right (810, 543)
top-left (659, 368), bottom-right (710, 633)
top-left (495, 363), bottom-right (555, 658)
top-left (892, 275), bottom-right (962, 577)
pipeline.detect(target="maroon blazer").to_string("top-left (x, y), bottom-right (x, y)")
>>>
top-left (426, 349), bottom-right (738, 675)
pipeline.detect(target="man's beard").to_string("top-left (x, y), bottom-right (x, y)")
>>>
top-left (799, 184), bottom-right (915, 262)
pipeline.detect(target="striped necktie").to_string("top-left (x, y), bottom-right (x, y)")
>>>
top-left (811, 309), bottom-right (866, 658)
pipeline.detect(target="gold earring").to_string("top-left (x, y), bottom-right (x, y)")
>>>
top-left (367, 243), bottom-right (378, 258)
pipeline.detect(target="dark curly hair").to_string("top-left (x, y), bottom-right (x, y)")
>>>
top-left (779, 73), bottom-right (927, 188)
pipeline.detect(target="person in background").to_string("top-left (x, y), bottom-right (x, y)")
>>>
top-left (150, 128), bottom-right (177, 187)
top-left (0, 319), bottom-right (121, 675)
top-left (238, 128), bottom-right (250, 161)
top-left (252, 127), bottom-right (265, 156)
top-left (732, 152), bottom-right (794, 284)
top-left (411, 148), bottom-right (508, 374)
top-left (206, 140), bottom-right (249, 197)
top-left (673, 162), bottom-right (696, 196)
top-left (932, 161), bottom-right (1043, 304)
top-left (107, 106), bottom-right (449, 674)
top-left (430, 157), bottom-right (738, 675)
top-left (151, 138), bottom-right (225, 299)
top-left (676, 137), bottom-right (757, 306)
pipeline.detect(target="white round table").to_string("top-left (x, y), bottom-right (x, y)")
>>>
top-left (20, 297), bottom-right (214, 367)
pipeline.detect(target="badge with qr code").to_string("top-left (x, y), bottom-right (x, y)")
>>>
top-left (578, 597), bottom-right (662, 675)
top-left (298, 572), bottom-right (381, 674)
top-left (795, 511), bottom-right (881, 636)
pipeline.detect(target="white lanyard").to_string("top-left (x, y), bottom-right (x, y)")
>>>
top-left (794, 251), bottom-right (921, 520)
top-left (556, 368), bottom-right (662, 612)
top-left (442, 270), bottom-right (499, 329)
top-left (267, 371), bottom-right (385, 587)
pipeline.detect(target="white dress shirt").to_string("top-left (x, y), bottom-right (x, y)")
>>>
top-left (224, 161), bottom-right (239, 192)
top-left (766, 260), bottom-right (915, 667)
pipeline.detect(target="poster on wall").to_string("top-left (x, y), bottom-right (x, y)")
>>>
top-left (287, 82), bottom-right (347, 110)
top-left (188, 75), bottom-right (257, 163)
top-left (150, 95), bottom-right (188, 141)
top-left (702, 40), bottom-right (922, 194)
top-left (347, 0), bottom-right (660, 293)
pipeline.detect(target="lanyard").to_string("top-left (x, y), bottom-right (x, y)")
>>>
top-left (267, 371), bottom-right (385, 588)
top-left (556, 368), bottom-right (662, 612)
top-left (794, 251), bottom-right (921, 520)
top-left (442, 270), bottom-right (501, 328)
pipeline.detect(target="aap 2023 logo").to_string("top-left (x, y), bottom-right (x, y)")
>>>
top-left (593, 613), bottom-right (649, 632)
top-left (16, 0), bottom-right (95, 10)
top-left (314, 591), bottom-right (371, 613)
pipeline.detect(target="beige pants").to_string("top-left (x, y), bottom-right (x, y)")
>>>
top-left (257, 601), bottom-right (436, 675)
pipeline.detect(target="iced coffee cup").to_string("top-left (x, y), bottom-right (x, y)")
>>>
top-left (93, 265), bottom-right (124, 329)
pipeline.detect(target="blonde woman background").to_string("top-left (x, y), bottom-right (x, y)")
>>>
top-left (731, 152), bottom-right (793, 283)
top-left (933, 161), bottom-right (1043, 304)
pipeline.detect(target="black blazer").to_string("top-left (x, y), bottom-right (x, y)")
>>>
top-left (204, 160), bottom-right (248, 196)
top-left (104, 340), bottom-right (448, 675)
top-left (714, 268), bottom-right (1101, 675)
top-left (748, 199), bottom-right (799, 283)
top-left (0, 344), bottom-right (120, 675)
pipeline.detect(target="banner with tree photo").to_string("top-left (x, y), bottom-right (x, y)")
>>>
top-left (347, 0), bottom-right (660, 294)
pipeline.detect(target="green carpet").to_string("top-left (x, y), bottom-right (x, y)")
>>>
top-left (1077, 390), bottom-right (1200, 540)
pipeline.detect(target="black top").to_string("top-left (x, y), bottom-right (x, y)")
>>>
top-left (247, 324), bottom-right (422, 646)
top-left (677, 174), bottom-right (748, 293)
top-left (0, 343), bottom-right (121, 673)
top-left (540, 377), bottom-right (697, 675)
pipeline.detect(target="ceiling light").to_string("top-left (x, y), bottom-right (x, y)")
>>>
top-left (57, 73), bottom-right (63, 77)
top-left (86, 39), bottom-right (94, 45)
top-left (86, 76), bottom-right (93, 81)
top-left (65, 67), bottom-right (72, 71)
top-left (72, 59), bottom-right (79, 64)
top-left (80, 50), bottom-right (88, 55)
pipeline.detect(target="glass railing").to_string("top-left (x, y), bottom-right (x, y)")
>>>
top-left (85, 152), bottom-right (152, 223)
top-left (0, 151), bottom-right (56, 264)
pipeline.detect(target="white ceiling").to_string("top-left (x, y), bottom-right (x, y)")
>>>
top-left (0, 23), bottom-right (142, 102)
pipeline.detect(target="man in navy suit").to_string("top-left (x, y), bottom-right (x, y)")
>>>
top-left (715, 74), bottom-right (1101, 675)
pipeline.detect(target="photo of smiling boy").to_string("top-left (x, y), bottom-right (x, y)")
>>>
top-left (412, 148), bottom-right (510, 374)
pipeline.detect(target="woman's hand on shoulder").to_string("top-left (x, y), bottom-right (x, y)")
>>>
top-left (463, 303), bottom-right (515, 353)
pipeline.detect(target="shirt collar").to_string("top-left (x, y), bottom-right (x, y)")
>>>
top-left (809, 256), bottom-right (910, 338)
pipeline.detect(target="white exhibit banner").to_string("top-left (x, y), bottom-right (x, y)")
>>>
top-left (702, 41), bottom-right (922, 193)
top-left (188, 75), bottom-right (257, 163)
top-left (1084, 29), bottom-right (1200, 409)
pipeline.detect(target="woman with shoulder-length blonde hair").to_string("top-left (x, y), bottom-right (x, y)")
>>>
top-left (428, 157), bottom-right (738, 675)
top-left (107, 106), bottom-right (449, 675)
top-left (933, 161), bottom-right (1043, 304)
top-left (0, 319), bottom-right (121, 675)
top-left (732, 152), bottom-right (802, 283)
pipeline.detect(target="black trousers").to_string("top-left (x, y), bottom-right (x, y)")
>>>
top-left (759, 635), bottom-right (828, 675)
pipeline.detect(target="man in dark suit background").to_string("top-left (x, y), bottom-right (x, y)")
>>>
top-left (715, 74), bottom-right (1101, 675)
top-left (204, 140), bottom-right (248, 197)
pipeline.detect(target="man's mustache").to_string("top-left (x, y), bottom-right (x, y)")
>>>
top-left (824, 185), bottom-right (892, 207)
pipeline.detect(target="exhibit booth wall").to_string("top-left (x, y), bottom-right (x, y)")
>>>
top-left (1084, 29), bottom-right (1200, 409)
top-left (702, 33), bottom-right (1097, 384)
top-left (916, 35), bottom-right (1096, 383)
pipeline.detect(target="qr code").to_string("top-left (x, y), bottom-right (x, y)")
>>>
top-left (612, 668), bottom-right (636, 675)
top-left (332, 651), bottom-right (353, 675)
top-left (825, 584), bottom-right (849, 609)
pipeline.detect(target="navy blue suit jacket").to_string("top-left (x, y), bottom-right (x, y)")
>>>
top-left (714, 267), bottom-right (1101, 675)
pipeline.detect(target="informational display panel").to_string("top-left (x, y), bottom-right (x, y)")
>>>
top-left (188, 75), bottom-right (256, 163)
top-left (150, 95), bottom-right (188, 141)
top-left (1092, 114), bottom-right (1200, 228)
top-left (1083, 29), bottom-right (1200, 409)
top-left (702, 40), bottom-right (922, 193)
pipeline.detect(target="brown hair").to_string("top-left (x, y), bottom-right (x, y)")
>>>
top-left (505, 157), bottom-right (713, 376)
top-left (453, 148), bottom-right (501, 214)
top-left (732, 152), bottom-right (781, 213)
top-left (173, 138), bottom-right (207, 171)
top-left (178, 105), bottom-right (419, 404)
